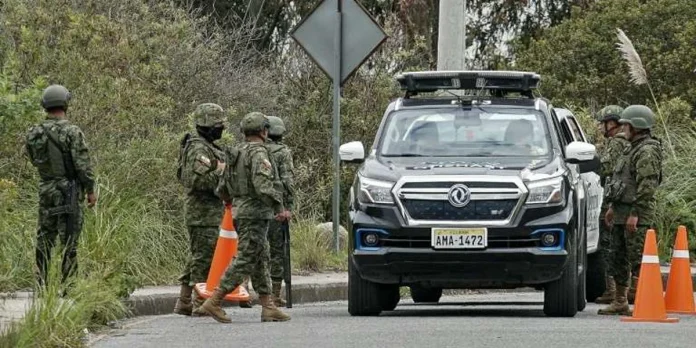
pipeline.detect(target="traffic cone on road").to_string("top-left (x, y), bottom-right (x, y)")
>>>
top-left (665, 225), bottom-right (696, 315)
top-left (621, 229), bottom-right (679, 323)
top-left (194, 204), bottom-right (250, 303)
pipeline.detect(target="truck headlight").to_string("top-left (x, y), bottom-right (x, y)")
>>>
top-left (526, 176), bottom-right (564, 205)
top-left (357, 176), bottom-right (395, 204)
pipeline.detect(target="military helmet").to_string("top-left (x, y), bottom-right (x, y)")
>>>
top-left (41, 84), bottom-right (71, 110)
top-left (619, 104), bottom-right (655, 130)
top-left (596, 105), bottom-right (624, 123)
top-left (266, 115), bottom-right (286, 136)
top-left (193, 103), bottom-right (225, 128)
top-left (240, 111), bottom-right (270, 133)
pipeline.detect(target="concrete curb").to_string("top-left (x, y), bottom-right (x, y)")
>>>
top-left (124, 268), bottom-right (696, 317)
top-left (124, 282), bottom-right (348, 317)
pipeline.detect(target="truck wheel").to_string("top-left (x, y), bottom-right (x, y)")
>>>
top-left (348, 258), bottom-right (382, 316)
top-left (585, 251), bottom-right (606, 302)
top-left (544, 242), bottom-right (579, 317)
top-left (409, 285), bottom-right (443, 303)
top-left (379, 285), bottom-right (401, 311)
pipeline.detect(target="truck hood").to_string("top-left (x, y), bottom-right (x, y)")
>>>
top-left (359, 154), bottom-right (564, 183)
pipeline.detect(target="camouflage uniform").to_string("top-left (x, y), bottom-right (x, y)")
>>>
top-left (201, 111), bottom-right (291, 323)
top-left (266, 116), bottom-right (295, 307)
top-left (25, 85), bottom-right (95, 291)
top-left (174, 103), bottom-right (226, 316)
top-left (593, 106), bottom-right (631, 304)
top-left (599, 105), bottom-right (663, 316)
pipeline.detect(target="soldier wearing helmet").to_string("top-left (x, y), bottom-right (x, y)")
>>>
top-left (599, 105), bottom-right (663, 316)
top-left (593, 105), bottom-right (631, 306)
top-left (200, 111), bottom-right (291, 323)
top-left (174, 103), bottom-right (227, 317)
top-left (25, 84), bottom-right (96, 294)
top-left (265, 115), bottom-right (295, 307)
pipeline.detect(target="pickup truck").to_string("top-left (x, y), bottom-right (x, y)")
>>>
top-left (339, 70), bottom-right (604, 317)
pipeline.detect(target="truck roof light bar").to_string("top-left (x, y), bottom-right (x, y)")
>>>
top-left (395, 70), bottom-right (541, 99)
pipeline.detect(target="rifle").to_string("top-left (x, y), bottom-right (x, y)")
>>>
top-left (283, 220), bottom-right (292, 308)
top-left (44, 128), bottom-right (79, 236)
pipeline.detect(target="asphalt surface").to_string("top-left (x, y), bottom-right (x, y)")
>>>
top-left (91, 292), bottom-right (696, 348)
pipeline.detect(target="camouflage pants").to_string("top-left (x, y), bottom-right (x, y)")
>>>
top-left (178, 226), bottom-right (218, 286)
top-left (218, 218), bottom-right (272, 295)
top-left (35, 186), bottom-right (84, 286)
top-left (598, 208), bottom-right (613, 272)
top-left (608, 224), bottom-right (648, 287)
top-left (268, 220), bottom-right (285, 281)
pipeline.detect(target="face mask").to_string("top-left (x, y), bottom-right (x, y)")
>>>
top-left (197, 126), bottom-right (224, 141)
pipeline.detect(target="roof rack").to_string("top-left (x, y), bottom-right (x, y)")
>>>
top-left (395, 70), bottom-right (541, 99)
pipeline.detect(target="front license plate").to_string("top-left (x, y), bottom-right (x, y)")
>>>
top-left (431, 228), bottom-right (488, 249)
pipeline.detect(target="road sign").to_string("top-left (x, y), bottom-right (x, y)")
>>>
top-left (291, 0), bottom-right (388, 85)
top-left (290, 0), bottom-right (387, 252)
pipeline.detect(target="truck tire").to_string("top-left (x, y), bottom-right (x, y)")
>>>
top-left (586, 251), bottom-right (606, 302)
top-left (544, 240), bottom-right (579, 317)
top-left (409, 285), bottom-right (443, 303)
top-left (348, 258), bottom-right (382, 316)
top-left (380, 285), bottom-right (401, 311)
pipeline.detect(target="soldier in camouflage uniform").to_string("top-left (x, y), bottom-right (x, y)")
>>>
top-left (266, 116), bottom-right (295, 307)
top-left (200, 112), bottom-right (291, 323)
top-left (174, 103), bottom-right (227, 316)
top-left (593, 105), bottom-right (631, 305)
top-left (599, 105), bottom-right (663, 315)
top-left (25, 85), bottom-right (97, 292)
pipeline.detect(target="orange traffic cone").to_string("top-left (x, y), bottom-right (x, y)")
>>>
top-left (194, 204), bottom-right (250, 303)
top-left (665, 225), bottom-right (696, 315)
top-left (621, 229), bottom-right (679, 323)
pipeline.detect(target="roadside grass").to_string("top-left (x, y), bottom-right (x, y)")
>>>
top-left (0, 261), bottom-right (127, 348)
top-left (290, 220), bottom-right (348, 273)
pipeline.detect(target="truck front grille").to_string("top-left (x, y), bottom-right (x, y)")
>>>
top-left (392, 175), bottom-right (528, 227)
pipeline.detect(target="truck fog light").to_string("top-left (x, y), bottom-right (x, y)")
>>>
top-left (541, 232), bottom-right (557, 247)
top-left (363, 233), bottom-right (379, 247)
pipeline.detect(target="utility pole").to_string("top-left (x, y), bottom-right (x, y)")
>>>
top-left (437, 0), bottom-right (467, 70)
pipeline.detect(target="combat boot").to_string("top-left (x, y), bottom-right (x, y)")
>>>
top-left (594, 276), bottom-right (616, 304)
top-left (597, 285), bottom-right (631, 316)
top-left (173, 284), bottom-right (193, 316)
top-left (191, 291), bottom-right (210, 317)
top-left (200, 287), bottom-right (232, 323)
top-left (627, 276), bottom-right (638, 305)
top-left (260, 295), bottom-right (290, 322)
top-left (272, 281), bottom-right (286, 307)
top-left (239, 278), bottom-right (253, 308)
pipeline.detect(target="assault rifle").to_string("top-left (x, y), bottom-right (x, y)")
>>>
top-left (283, 221), bottom-right (292, 308)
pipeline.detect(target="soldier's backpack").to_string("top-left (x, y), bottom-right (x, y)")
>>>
top-left (221, 144), bottom-right (250, 198)
top-left (25, 122), bottom-right (75, 180)
top-left (176, 133), bottom-right (192, 187)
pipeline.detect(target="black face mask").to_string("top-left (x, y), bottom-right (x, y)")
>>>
top-left (197, 126), bottom-right (224, 142)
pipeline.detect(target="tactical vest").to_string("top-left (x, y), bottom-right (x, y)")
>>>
top-left (25, 122), bottom-right (76, 181)
top-left (606, 136), bottom-right (662, 204)
top-left (267, 142), bottom-right (285, 192)
top-left (223, 143), bottom-right (271, 198)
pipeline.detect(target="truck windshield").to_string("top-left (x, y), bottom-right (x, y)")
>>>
top-left (379, 107), bottom-right (551, 157)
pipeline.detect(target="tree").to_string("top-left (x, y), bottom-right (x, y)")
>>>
top-left (511, 0), bottom-right (696, 114)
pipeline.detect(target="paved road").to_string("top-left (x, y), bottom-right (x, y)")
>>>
top-left (92, 292), bottom-right (696, 348)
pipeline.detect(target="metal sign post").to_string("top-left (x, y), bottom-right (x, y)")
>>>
top-left (291, 0), bottom-right (387, 252)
